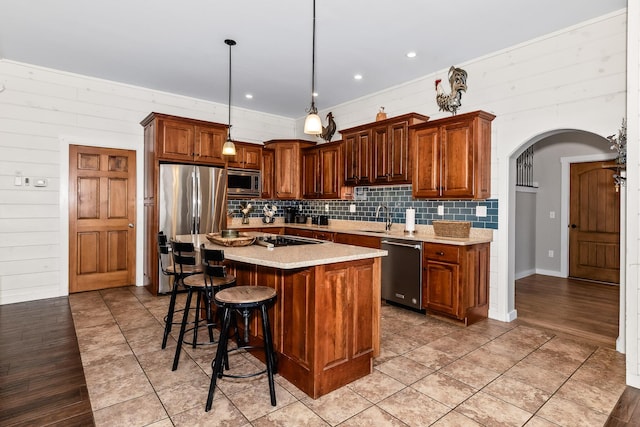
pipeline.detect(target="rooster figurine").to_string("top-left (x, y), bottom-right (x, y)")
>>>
top-left (435, 66), bottom-right (468, 115)
top-left (320, 112), bottom-right (337, 142)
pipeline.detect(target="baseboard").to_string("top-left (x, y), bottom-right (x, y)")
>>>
top-left (627, 373), bottom-right (640, 389)
top-left (515, 269), bottom-right (536, 280)
top-left (488, 308), bottom-right (517, 323)
top-left (535, 268), bottom-right (565, 278)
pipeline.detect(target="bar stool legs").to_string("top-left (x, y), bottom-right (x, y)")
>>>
top-left (205, 296), bottom-right (277, 412)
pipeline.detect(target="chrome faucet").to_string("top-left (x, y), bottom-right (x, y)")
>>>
top-left (376, 203), bottom-right (392, 231)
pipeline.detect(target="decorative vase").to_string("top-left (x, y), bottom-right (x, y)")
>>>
top-left (376, 107), bottom-right (387, 121)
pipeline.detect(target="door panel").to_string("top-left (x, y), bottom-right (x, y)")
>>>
top-left (569, 161), bottom-right (620, 283)
top-left (69, 145), bottom-right (136, 293)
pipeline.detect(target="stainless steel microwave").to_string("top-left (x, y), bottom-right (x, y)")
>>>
top-left (227, 168), bottom-right (261, 197)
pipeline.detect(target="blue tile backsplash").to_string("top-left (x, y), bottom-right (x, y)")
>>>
top-left (228, 185), bottom-right (498, 229)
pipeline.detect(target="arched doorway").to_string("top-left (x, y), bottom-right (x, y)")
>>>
top-left (509, 129), bottom-right (623, 349)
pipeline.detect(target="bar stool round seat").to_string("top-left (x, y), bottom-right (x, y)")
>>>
top-left (206, 286), bottom-right (278, 412)
top-left (183, 273), bottom-right (236, 289)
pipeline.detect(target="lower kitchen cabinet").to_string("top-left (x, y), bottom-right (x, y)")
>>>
top-left (334, 233), bottom-right (380, 249)
top-left (224, 258), bottom-right (379, 398)
top-left (286, 227), bottom-right (335, 241)
top-left (422, 242), bottom-right (489, 325)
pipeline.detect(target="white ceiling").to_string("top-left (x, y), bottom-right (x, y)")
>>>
top-left (0, 0), bottom-right (626, 119)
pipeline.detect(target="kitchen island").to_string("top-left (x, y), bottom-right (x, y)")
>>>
top-left (176, 233), bottom-right (387, 399)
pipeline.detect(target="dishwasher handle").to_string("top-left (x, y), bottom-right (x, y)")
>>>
top-left (381, 240), bottom-right (422, 250)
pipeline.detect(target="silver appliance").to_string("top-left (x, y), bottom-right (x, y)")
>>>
top-left (158, 163), bottom-right (225, 293)
top-left (227, 167), bottom-right (261, 198)
top-left (381, 238), bottom-right (423, 310)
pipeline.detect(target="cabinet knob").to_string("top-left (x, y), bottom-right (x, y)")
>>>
top-left (436, 251), bottom-right (445, 256)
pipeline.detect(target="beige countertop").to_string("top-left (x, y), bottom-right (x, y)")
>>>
top-left (176, 233), bottom-right (388, 270)
top-left (229, 218), bottom-right (493, 246)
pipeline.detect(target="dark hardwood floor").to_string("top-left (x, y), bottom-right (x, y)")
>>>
top-left (515, 274), bottom-right (619, 348)
top-left (0, 297), bottom-right (94, 426)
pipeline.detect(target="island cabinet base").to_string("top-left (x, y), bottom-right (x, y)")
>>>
top-left (226, 257), bottom-right (381, 399)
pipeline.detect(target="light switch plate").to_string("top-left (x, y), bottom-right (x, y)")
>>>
top-left (476, 206), bottom-right (487, 217)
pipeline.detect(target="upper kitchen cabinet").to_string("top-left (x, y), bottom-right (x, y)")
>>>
top-left (302, 141), bottom-right (342, 199)
top-left (261, 149), bottom-right (275, 199)
top-left (263, 139), bottom-right (316, 200)
top-left (140, 112), bottom-right (228, 166)
top-left (343, 129), bottom-right (371, 186)
top-left (411, 110), bottom-right (495, 199)
top-left (341, 113), bottom-right (429, 186)
top-left (226, 141), bottom-right (262, 169)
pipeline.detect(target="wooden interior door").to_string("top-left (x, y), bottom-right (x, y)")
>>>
top-left (569, 161), bottom-right (620, 283)
top-left (69, 145), bottom-right (136, 293)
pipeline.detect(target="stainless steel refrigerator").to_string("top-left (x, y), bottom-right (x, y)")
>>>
top-left (158, 163), bottom-right (226, 293)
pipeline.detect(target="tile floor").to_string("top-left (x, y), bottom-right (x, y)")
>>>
top-left (69, 286), bottom-right (626, 426)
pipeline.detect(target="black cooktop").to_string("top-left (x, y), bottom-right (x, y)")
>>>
top-left (256, 235), bottom-right (322, 248)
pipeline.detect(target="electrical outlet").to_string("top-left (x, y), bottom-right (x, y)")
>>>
top-left (549, 211), bottom-right (555, 219)
top-left (476, 206), bottom-right (487, 217)
top-left (548, 250), bottom-right (554, 258)
top-left (349, 204), bottom-right (356, 213)
top-left (324, 204), bottom-right (329, 212)
top-left (437, 205), bottom-right (444, 216)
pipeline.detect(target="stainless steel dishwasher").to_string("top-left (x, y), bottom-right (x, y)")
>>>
top-left (381, 238), bottom-right (423, 310)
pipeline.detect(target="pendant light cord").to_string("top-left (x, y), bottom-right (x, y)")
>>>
top-left (225, 39), bottom-right (236, 141)
top-left (309, 0), bottom-right (317, 114)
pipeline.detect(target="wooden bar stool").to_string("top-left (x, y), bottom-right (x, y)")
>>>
top-left (205, 286), bottom-right (278, 411)
top-left (160, 234), bottom-right (202, 349)
top-left (172, 247), bottom-right (236, 371)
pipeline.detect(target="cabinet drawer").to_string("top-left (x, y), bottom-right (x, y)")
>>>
top-left (423, 243), bottom-right (460, 263)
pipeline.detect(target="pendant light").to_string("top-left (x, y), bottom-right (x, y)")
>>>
top-left (304, 0), bottom-right (322, 135)
top-left (222, 38), bottom-right (237, 156)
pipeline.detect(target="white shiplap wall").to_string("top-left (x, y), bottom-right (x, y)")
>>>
top-left (0, 61), bottom-right (295, 304)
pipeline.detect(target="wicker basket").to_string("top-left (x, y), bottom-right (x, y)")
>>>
top-left (205, 232), bottom-right (256, 247)
top-left (432, 220), bottom-right (471, 238)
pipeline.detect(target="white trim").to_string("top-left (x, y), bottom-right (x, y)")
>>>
top-left (515, 269), bottom-right (536, 280)
top-left (534, 269), bottom-right (565, 278)
top-left (59, 135), bottom-right (144, 293)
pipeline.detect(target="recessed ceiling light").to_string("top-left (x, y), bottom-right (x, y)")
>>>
top-left (245, 93), bottom-right (253, 99)
top-left (406, 51), bottom-right (417, 58)
top-left (354, 74), bottom-right (363, 80)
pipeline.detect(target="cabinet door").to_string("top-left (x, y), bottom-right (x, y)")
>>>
top-left (388, 120), bottom-right (410, 183)
top-left (243, 144), bottom-right (262, 169)
top-left (194, 126), bottom-right (226, 165)
top-left (412, 126), bottom-right (441, 198)
top-left (343, 131), bottom-right (370, 185)
top-left (441, 120), bottom-right (474, 198)
top-left (274, 143), bottom-right (301, 199)
top-left (423, 260), bottom-right (459, 317)
top-left (302, 149), bottom-right (319, 198)
top-left (372, 125), bottom-right (389, 183)
top-left (158, 119), bottom-right (195, 161)
top-left (261, 150), bottom-right (275, 199)
top-left (319, 144), bottom-right (340, 199)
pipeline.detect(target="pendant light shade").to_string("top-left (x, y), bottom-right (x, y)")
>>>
top-left (223, 38), bottom-right (237, 156)
top-left (304, 0), bottom-right (322, 135)
top-left (304, 112), bottom-right (322, 134)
